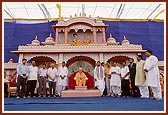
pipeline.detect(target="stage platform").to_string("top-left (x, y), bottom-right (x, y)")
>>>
top-left (61, 89), bottom-right (101, 97)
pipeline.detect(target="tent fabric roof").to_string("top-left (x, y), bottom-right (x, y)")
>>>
top-left (3, 2), bottom-right (165, 21)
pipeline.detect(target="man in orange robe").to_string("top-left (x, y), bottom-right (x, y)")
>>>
top-left (74, 67), bottom-right (88, 86)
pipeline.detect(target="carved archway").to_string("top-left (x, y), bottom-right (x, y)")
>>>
top-left (64, 53), bottom-right (99, 63)
top-left (30, 56), bottom-right (56, 67)
top-left (104, 53), bottom-right (137, 63)
top-left (24, 54), bottom-right (58, 63)
top-left (107, 56), bottom-right (130, 67)
top-left (66, 56), bottom-right (96, 67)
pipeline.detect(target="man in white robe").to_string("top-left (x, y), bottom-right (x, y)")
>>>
top-left (47, 63), bottom-right (58, 97)
top-left (57, 61), bottom-right (68, 96)
top-left (144, 50), bottom-right (162, 100)
top-left (109, 62), bottom-right (121, 97)
top-left (94, 61), bottom-right (105, 96)
top-left (135, 55), bottom-right (149, 98)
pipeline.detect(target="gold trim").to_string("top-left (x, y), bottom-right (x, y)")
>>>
top-left (153, 9), bottom-right (164, 20)
top-left (4, 17), bottom-right (164, 22)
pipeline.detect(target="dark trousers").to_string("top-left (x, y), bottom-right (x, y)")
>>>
top-left (130, 80), bottom-right (141, 97)
top-left (39, 76), bottom-right (47, 96)
top-left (4, 83), bottom-right (8, 97)
top-left (121, 79), bottom-right (130, 97)
top-left (48, 81), bottom-right (56, 96)
top-left (16, 75), bottom-right (27, 97)
top-left (26, 80), bottom-right (37, 97)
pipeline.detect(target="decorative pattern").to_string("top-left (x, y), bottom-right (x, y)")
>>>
top-left (103, 53), bottom-right (137, 63)
top-left (23, 54), bottom-right (59, 63)
top-left (17, 44), bottom-right (143, 52)
top-left (56, 17), bottom-right (105, 27)
top-left (64, 53), bottom-right (99, 62)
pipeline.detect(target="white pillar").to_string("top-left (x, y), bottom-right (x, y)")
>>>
top-left (99, 53), bottom-right (104, 62)
top-left (55, 28), bottom-right (59, 43)
top-left (58, 53), bottom-right (64, 64)
top-left (18, 54), bottom-right (23, 63)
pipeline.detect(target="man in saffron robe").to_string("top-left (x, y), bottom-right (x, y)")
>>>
top-left (74, 67), bottom-right (88, 86)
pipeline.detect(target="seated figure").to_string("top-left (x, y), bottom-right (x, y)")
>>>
top-left (71, 33), bottom-right (81, 46)
top-left (83, 35), bottom-right (91, 45)
top-left (74, 67), bottom-right (88, 86)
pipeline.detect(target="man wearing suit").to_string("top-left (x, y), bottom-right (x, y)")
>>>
top-left (128, 58), bottom-right (141, 97)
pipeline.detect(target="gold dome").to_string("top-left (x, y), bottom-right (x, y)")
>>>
top-left (31, 36), bottom-right (40, 45)
top-left (107, 33), bottom-right (119, 45)
top-left (45, 33), bottom-right (54, 42)
top-left (42, 33), bottom-right (55, 45)
top-left (8, 58), bottom-right (14, 63)
top-left (122, 36), bottom-right (130, 45)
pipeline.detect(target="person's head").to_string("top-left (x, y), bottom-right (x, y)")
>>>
top-left (42, 63), bottom-right (46, 69)
top-left (113, 62), bottom-right (117, 67)
top-left (101, 62), bottom-right (105, 67)
top-left (106, 62), bottom-right (110, 67)
top-left (62, 61), bottom-right (66, 67)
top-left (22, 58), bottom-right (27, 65)
top-left (73, 33), bottom-right (78, 38)
top-left (96, 61), bottom-right (101, 67)
top-left (122, 61), bottom-right (126, 67)
top-left (50, 63), bottom-right (55, 69)
top-left (137, 55), bottom-right (142, 61)
top-left (129, 58), bottom-right (134, 64)
top-left (78, 67), bottom-right (83, 73)
top-left (31, 60), bottom-right (36, 66)
top-left (145, 50), bottom-right (152, 57)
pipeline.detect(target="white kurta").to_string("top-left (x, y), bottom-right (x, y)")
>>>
top-left (109, 66), bottom-right (121, 87)
top-left (57, 66), bottom-right (68, 86)
top-left (27, 65), bottom-right (38, 81)
top-left (94, 66), bottom-right (105, 95)
top-left (135, 60), bottom-right (146, 86)
top-left (47, 68), bottom-right (58, 82)
top-left (144, 55), bottom-right (160, 87)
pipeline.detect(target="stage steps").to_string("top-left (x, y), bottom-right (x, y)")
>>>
top-left (61, 86), bottom-right (101, 97)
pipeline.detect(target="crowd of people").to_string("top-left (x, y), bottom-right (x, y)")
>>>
top-left (16, 61), bottom-right (68, 98)
top-left (15, 50), bottom-right (163, 100)
top-left (94, 50), bottom-right (162, 100)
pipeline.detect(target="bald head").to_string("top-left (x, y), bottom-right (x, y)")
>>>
top-left (79, 67), bottom-right (83, 73)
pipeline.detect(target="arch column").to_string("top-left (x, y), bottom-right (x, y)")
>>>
top-left (55, 28), bottom-right (59, 43)
top-left (102, 28), bottom-right (106, 43)
top-left (64, 28), bottom-right (68, 43)
top-left (18, 54), bottom-right (24, 63)
top-left (93, 28), bottom-right (97, 43)
top-left (99, 53), bottom-right (104, 62)
top-left (58, 53), bottom-right (64, 64)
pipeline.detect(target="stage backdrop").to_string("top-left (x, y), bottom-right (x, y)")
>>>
top-left (4, 21), bottom-right (164, 62)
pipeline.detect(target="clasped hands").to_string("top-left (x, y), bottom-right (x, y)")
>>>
top-left (60, 75), bottom-right (66, 79)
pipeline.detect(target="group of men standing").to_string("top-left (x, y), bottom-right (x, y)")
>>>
top-left (94, 50), bottom-right (162, 100)
top-left (16, 50), bottom-right (162, 100)
top-left (16, 60), bottom-right (68, 98)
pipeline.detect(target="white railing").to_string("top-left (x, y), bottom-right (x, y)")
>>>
top-left (17, 44), bottom-right (142, 52)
